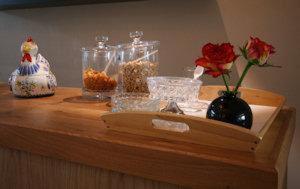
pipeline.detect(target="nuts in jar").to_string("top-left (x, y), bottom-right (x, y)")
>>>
top-left (120, 60), bottom-right (158, 93)
top-left (83, 68), bottom-right (117, 91)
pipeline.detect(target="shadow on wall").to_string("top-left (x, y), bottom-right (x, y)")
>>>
top-left (0, 0), bottom-right (239, 87)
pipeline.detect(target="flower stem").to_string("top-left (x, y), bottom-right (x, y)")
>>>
top-left (222, 74), bottom-right (230, 92)
top-left (233, 61), bottom-right (253, 94)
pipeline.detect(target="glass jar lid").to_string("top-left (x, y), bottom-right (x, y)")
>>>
top-left (118, 31), bottom-right (159, 50)
top-left (82, 35), bottom-right (116, 52)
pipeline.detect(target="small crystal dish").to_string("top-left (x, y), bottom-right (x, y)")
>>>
top-left (147, 76), bottom-right (206, 111)
top-left (147, 76), bottom-right (202, 102)
top-left (111, 93), bottom-right (160, 112)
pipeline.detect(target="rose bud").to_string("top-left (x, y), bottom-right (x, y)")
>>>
top-left (245, 37), bottom-right (275, 65)
top-left (195, 43), bottom-right (238, 77)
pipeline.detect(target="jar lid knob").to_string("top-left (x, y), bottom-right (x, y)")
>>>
top-left (95, 35), bottom-right (108, 48)
top-left (130, 31), bottom-right (143, 44)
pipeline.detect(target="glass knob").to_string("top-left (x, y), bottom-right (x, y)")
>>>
top-left (95, 36), bottom-right (108, 47)
top-left (130, 31), bottom-right (143, 44)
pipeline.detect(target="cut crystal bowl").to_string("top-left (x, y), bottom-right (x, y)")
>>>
top-left (147, 76), bottom-right (202, 102)
top-left (147, 76), bottom-right (206, 111)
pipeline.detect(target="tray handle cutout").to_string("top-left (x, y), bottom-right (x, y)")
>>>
top-left (152, 119), bottom-right (190, 133)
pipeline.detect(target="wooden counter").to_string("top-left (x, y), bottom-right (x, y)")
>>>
top-left (0, 84), bottom-right (295, 189)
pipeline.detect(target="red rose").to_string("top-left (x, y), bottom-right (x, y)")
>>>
top-left (195, 43), bottom-right (238, 77)
top-left (245, 37), bottom-right (275, 65)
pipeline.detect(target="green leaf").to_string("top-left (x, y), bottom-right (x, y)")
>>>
top-left (258, 63), bottom-right (282, 68)
top-left (225, 72), bottom-right (231, 79)
top-left (239, 47), bottom-right (248, 60)
top-left (251, 59), bottom-right (259, 65)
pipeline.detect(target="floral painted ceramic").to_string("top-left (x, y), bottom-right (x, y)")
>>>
top-left (8, 37), bottom-right (57, 98)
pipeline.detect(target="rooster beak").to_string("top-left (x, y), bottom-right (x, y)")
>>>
top-left (22, 43), bottom-right (31, 53)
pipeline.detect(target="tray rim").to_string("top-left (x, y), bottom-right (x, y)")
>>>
top-left (199, 85), bottom-right (286, 139)
top-left (101, 86), bottom-right (285, 152)
top-left (102, 111), bottom-right (259, 141)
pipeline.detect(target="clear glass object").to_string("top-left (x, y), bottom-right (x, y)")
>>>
top-left (111, 93), bottom-right (160, 112)
top-left (147, 76), bottom-right (207, 111)
top-left (81, 36), bottom-right (118, 100)
top-left (184, 66), bottom-right (197, 78)
top-left (117, 31), bottom-right (159, 93)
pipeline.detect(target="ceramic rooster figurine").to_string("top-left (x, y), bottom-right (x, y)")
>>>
top-left (8, 37), bottom-right (57, 97)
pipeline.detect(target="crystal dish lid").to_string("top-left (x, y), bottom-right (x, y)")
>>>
top-left (82, 36), bottom-right (116, 52)
top-left (118, 31), bottom-right (159, 49)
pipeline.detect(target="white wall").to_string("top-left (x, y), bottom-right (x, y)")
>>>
top-left (217, 0), bottom-right (300, 188)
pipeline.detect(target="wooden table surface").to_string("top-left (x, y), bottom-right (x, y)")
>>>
top-left (0, 84), bottom-right (296, 189)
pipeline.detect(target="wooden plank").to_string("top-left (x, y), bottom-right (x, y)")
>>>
top-left (0, 147), bottom-right (185, 189)
top-left (274, 109), bottom-right (295, 189)
top-left (0, 84), bottom-right (295, 188)
top-left (0, 124), bottom-right (278, 188)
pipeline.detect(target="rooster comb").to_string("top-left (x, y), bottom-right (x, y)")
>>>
top-left (26, 37), bottom-right (33, 42)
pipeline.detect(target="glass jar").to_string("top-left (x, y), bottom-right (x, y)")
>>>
top-left (117, 31), bottom-right (159, 93)
top-left (81, 36), bottom-right (118, 100)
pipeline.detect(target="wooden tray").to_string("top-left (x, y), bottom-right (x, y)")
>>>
top-left (101, 86), bottom-right (285, 153)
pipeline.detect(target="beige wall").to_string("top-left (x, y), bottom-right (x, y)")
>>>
top-left (0, 0), bottom-right (299, 188)
top-left (217, 0), bottom-right (300, 188)
top-left (0, 0), bottom-right (239, 86)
